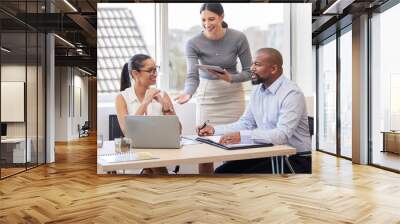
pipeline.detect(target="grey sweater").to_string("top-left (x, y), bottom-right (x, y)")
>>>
top-left (184, 28), bottom-right (252, 95)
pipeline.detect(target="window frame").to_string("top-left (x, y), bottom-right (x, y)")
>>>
top-left (315, 24), bottom-right (353, 161)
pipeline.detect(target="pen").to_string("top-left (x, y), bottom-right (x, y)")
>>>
top-left (199, 120), bottom-right (210, 132)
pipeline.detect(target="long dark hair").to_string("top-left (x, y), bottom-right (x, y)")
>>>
top-left (120, 54), bottom-right (151, 91)
top-left (120, 63), bottom-right (130, 91)
top-left (200, 3), bottom-right (228, 28)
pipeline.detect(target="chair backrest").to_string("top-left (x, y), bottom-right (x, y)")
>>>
top-left (308, 116), bottom-right (314, 136)
top-left (109, 114), bottom-right (124, 140)
top-left (82, 121), bottom-right (90, 129)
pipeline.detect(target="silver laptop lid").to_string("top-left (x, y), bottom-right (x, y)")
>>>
top-left (125, 115), bottom-right (180, 149)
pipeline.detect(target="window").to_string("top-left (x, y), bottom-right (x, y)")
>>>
top-left (167, 3), bottom-right (288, 95)
top-left (97, 3), bottom-right (303, 101)
top-left (371, 3), bottom-right (400, 171)
top-left (97, 3), bottom-right (156, 97)
top-left (0, 1), bottom-right (46, 179)
top-left (339, 28), bottom-right (352, 158)
top-left (317, 37), bottom-right (337, 154)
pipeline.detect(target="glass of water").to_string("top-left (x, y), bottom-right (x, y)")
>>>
top-left (97, 134), bottom-right (103, 148)
top-left (114, 138), bottom-right (122, 153)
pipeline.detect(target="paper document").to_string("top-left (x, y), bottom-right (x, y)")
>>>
top-left (181, 135), bottom-right (200, 141)
top-left (180, 136), bottom-right (201, 146)
top-left (196, 135), bottom-right (273, 150)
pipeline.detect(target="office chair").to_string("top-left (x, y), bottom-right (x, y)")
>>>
top-left (295, 116), bottom-right (313, 170)
top-left (308, 116), bottom-right (314, 136)
top-left (78, 121), bottom-right (90, 138)
top-left (109, 114), bottom-right (124, 140)
top-left (272, 116), bottom-right (314, 174)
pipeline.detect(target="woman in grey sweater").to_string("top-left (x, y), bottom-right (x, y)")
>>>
top-left (175, 3), bottom-right (252, 127)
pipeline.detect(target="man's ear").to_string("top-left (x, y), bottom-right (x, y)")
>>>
top-left (272, 65), bottom-right (279, 75)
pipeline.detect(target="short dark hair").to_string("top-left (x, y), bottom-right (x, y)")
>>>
top-left (256, 48), bottom-right (283, 68)
top-left (120, 54), bottom-right (151, 91)
top-left (200, 3), bottom-right (228, 28)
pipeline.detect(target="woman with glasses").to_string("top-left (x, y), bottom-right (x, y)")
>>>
top-left (115, 54), bottom-right (174, 175)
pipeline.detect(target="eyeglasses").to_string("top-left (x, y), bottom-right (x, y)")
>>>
top-left (139, 65), bottom-right (160, 75)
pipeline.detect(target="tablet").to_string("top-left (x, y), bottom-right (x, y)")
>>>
top-left (195, 64), bottom-right (224, 73)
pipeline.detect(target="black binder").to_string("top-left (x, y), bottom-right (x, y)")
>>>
top-left (195, 137), bottom-right (273, 150)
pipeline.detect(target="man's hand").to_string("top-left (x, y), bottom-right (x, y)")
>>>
top-left (219, 132), bottom-right (241, 145)
top-left (197, 125), bottom-right (215, 136)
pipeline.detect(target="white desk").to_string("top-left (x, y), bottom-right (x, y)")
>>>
top-left (1, 138), bottom-right (31, 163)
top-left (97, 141), bottom-right (296, 173)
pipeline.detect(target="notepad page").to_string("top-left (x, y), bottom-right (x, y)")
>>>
top-left (101, 152), bottom-right (138, 163)
top-left (202, 135), bottom-right (222, 143)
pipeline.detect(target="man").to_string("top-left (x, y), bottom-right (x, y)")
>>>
top-left (197, 48), bottom-right (311, 173)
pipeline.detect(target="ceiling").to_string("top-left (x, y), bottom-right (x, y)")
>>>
top-left (310, 0), bottom-right (390, 43)
top-left (0, 0), bottom-right (394, 75)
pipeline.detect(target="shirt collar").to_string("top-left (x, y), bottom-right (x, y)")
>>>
top-left (262, 75), bottom-right (285, 95)
top-left (126, 87), bottom-right (139, 104)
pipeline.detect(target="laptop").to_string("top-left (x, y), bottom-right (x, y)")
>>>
top-left (125, 115), bottom-right (181, 149)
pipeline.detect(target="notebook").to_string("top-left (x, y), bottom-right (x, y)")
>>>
top-left (195, 135), bottom-right (273, 150)
top-left (99, 151), bottom-right (158, 163)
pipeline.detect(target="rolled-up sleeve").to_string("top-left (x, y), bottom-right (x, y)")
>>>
top-left (246, 91), bottom-right (306, 145)
top-left (230, 34), bottom-right (252, 83)
top-left (184, 40), bottom-right (200, 95)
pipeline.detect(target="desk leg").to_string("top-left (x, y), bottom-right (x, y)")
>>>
top-left (275, 157), bottom-right (280, 174)
top-left (285, 156), bottom-right (295, 174)
top-left (271, 157), bottom-right (275, 174)
top-left (199, 163), bottom-right (214, 174)
top-left (383, 132), bottom-right (386, 152)
top-left (281, 156), bottom-right (284, 174)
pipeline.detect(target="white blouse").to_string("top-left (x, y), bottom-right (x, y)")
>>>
top-left (119, 87), bottom-right (163, 116)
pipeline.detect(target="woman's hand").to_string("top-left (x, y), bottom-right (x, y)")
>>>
top-left (207, 69), bottom-right (232, 83)
top-left (159, 92), bottom-right (175, 115)
top-left (143, 88), bottom-right (161, 105)
top-left (174, 93), bottom-right (192, 104)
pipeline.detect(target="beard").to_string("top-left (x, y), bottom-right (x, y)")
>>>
top-left (251, 73), bottom-right (265, 85)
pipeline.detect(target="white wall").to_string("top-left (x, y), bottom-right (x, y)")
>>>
top-left (55, 67), bottom-right (69, 141)
top-left (54, 67), bottom-right (89, 141)
top-left (1, 64), bottom-right (47, 162)
top-left (71, 74), bottom-right (89, 138)
top-left (290, 4), bottom-right (315, 149)
top-left (291, 4), bottom-right (314, 98)
top-left (1, 65), bottom-right (37, 137)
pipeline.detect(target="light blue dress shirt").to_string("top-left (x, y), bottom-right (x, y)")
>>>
top-left (214, 75), bottom-right (311, 153)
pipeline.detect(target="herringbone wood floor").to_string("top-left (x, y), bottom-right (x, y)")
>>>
top-left (1, 135), bottom-right (400, 223)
